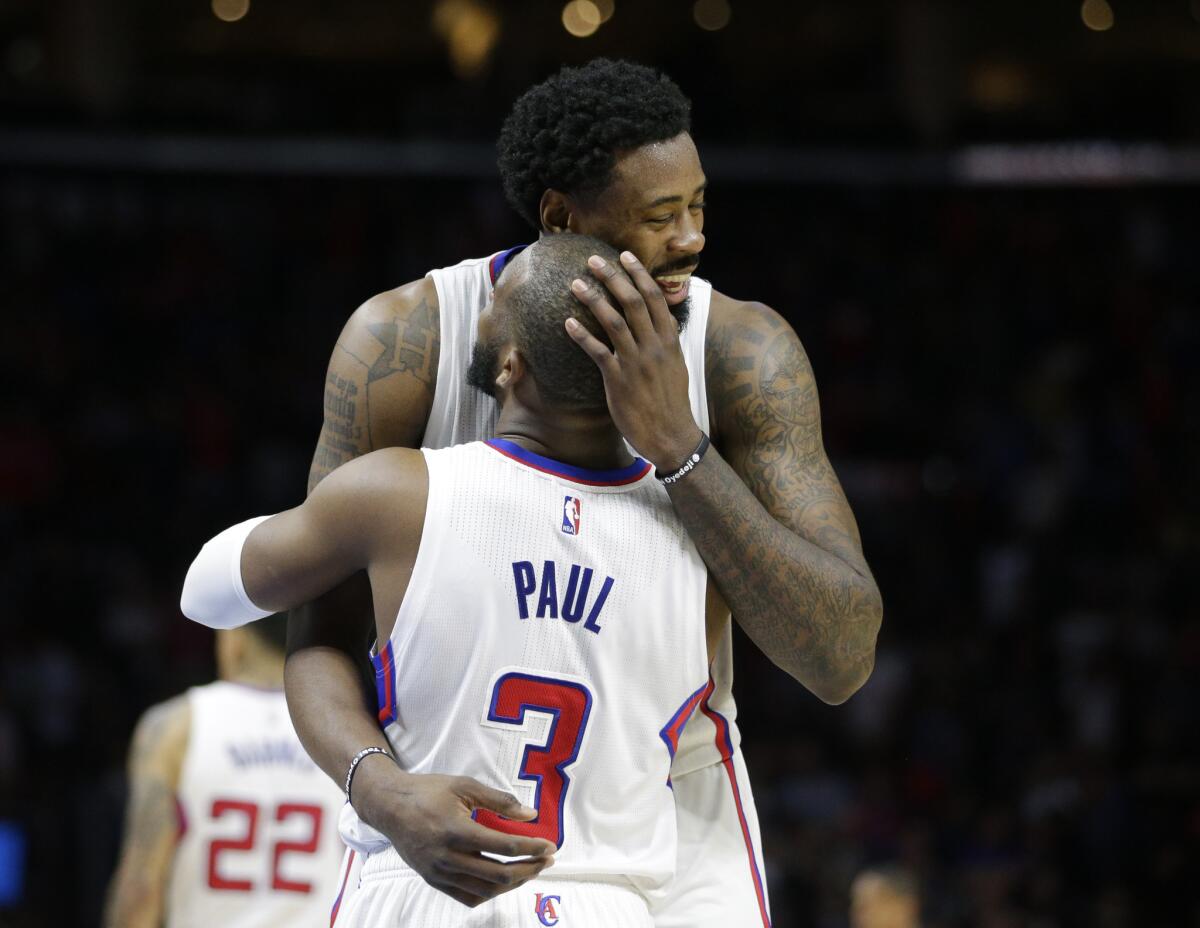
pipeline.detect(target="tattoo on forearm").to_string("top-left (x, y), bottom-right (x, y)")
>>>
top-left (692, 308), bottom-right (881, 698)
top-left (670, 450), bottom-right (880, 699)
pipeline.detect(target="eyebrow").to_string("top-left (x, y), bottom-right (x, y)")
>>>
top-left (644, 182), bottom-right (707, 210)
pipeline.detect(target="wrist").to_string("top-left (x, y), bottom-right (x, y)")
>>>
top-left (646, 424), bottom-right (705, 473)
top-left (657, 431), bottom-right (711, 485)
top-left (347, 748), bottom-right (402, 823)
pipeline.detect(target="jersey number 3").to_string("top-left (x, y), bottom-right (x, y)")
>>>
top-left (474, 672), bottom-right (593, 849)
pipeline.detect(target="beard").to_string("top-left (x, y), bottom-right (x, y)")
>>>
top-left (466, 337), bottom-right (501, 398)
top-left (669, 294), bottom-right (692, 334)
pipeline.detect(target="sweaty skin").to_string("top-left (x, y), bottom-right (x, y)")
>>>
top-left (286, 131), bottom-right (881, 905)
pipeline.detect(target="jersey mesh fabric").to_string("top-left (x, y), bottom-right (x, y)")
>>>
top-left (167, 682), bottom-right (347, 928)
top-left (422, 252), bottom-right (738, 775)
top-left (368, 442), bottom-right (709, 891)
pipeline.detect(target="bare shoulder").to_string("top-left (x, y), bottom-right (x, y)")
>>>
top-left (314, 446), bottom-right (430, 552)
top-left (337, 278), bottom-right (440, 367)
top-left (129, 694), bottom-right (191, 782)
top-left (311, 277), bottom-right (440, 490)
top-left (337, 446), bottom-right (429, 497)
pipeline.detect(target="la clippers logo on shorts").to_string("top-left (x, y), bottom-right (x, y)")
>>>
top-left (561, 496), bottom-right (581, 536)
top-left (535, 892), bottom-right (561, 926)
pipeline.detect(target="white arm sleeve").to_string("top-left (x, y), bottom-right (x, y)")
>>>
top-left (180, 516), bottom-right (274, 628)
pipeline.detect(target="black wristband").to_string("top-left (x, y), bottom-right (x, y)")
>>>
top-left (658, 433), bottom-right (711, 485)
top-left (344, 746), bottom-right (393, 804)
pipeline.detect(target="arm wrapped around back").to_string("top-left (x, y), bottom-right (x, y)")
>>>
top-left (180, 516), bottom-right (274, 628)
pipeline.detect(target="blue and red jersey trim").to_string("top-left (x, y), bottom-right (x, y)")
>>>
top-left (489, 245), bottom-right (528, 285)
top-left (659, 680), bottom-right (712, 787)
top-left (699, 682), bottom-right (772, 927)
top-left (486, 438), bottom-right (652, 487)
top-left (372, 642), bottom-right (398, 728)
top-left (329, 849), bottom-right (356, 926)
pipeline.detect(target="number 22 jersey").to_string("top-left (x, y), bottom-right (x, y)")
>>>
top-left (366, 440), bottom-right (710, 890)
top-left (167, 682), bottom-right (347, 928)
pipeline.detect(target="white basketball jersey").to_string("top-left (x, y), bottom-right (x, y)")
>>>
top-left (422, 250), bottom-right (740, 777)
top-left (367, 441), bottom-right (709, 889)
top-left (167, 682), bottom-right (347, 928)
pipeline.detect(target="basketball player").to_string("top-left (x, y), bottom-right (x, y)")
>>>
top-left (104, 615), bottom-right (347, 928)
top-left (287, 59), bottom-right (883, 926)
top-left (850, 867), bottom-right (922, 928)
top-left (182, 235), bottom-right (718, 926)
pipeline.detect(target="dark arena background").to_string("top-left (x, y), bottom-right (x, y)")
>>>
top-left (2, 1), bottom-right (1198, 925)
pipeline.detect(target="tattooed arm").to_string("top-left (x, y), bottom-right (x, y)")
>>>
top-left (568, 255), bottom-right (881, 705)
top-left (104, 696), bottom-right (190, 928)
top-left (689, 295), bottom-right (882, 703)
top-left (285, 278), bottom-right (439, 788)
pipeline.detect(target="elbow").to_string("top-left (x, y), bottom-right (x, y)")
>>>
top-left (179, 517), bottom-right (275, 629)
top-left (809, 652), bottom-right (876, 706)
top-left (800, 594), bottom-right (884, 706)
top-left (179, 559), bottom-right (211, 626)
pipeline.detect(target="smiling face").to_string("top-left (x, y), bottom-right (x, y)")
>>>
top-left (565, 132), bottom-right (707, 309)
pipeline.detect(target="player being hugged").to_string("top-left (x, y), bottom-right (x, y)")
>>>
top-left (181, 235), bottom-right (721, 927)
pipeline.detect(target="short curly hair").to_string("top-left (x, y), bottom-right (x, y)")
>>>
top-left (497, 58), bottom-right (693, 230)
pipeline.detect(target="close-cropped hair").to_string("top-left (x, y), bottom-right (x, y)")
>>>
top-left (502, 234), bottom-right (626, 410)
top-left (497, 58), bottom-right (693, 229)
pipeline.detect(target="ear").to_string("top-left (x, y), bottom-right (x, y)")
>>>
top-left (494, 345), bottom-right (526, 394)
top-left (539, 190), bottom-right (575, 233)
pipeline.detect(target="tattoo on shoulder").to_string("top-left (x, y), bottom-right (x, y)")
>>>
top-left (310, 296), bottom-right (441, 492)
top-left (366, 297), bottom-right (439, 389)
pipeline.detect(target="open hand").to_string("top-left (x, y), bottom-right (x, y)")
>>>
top-left (566, 251), bottom-right (702, 471)
top-left (353, 759), bottom-right (556, 908)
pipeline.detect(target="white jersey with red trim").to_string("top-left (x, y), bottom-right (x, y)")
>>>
top-left (167, 682), bottom-right (347, 928)
top-left (367, 440), bottom-right (710, 890)
top-left (422, 250), bottom-right (740, 777)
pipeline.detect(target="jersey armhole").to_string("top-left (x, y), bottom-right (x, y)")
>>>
top-left (422, 269), bottom-right (454, 448)
top-left (378, 448), bottom-right (443, 663)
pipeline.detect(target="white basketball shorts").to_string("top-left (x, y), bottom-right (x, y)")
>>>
top-left (328, 748), bottom-right (771, 928)
top-left (647, 748), bottom-right (772, 928)
top-left (331, 848), bottom-right (653, 928)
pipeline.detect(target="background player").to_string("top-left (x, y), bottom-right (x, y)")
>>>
top-left (182, 235), bottom-right (716, 926)
top-left (850, 866), bottom-right (922, 928)
top-left (287, 58), bottom-right (883, 926)
top-left (104, 616), bottom-right (347, 928)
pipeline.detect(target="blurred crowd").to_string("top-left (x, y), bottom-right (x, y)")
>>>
top-left (2, 169), bottom-right (1196, 926)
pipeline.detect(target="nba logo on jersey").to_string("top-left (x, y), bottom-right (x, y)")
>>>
top-left (535, 892), bottom-right (561, 926)
top-left (561, 496), bottom-right (581, 536)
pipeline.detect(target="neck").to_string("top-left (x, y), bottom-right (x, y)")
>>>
top-left (223, 656), bottom-right (285, 690)
top-left (493, 403), bottom-right (636, 470)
